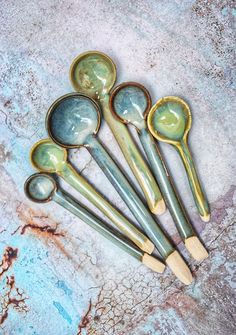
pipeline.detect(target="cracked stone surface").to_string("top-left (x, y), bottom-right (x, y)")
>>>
top-left (0, 1), bottom-right (235, 334)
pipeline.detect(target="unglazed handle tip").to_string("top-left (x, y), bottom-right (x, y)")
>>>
top-left (185, 236), bottom-right (209, 261)
top-left (142, 253), bottom-right (166, 273)
top-left (153, 198), bottom-right (166, 215)
top-left (166, 250), bottom-right (193, 285)
top-left (200, 213), bottom-right (210, 223)
top-left (142, 239), bottom-right (155, 254)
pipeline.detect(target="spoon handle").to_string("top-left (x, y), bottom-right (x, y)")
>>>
top-left (139, 128), bottom-right (195, 238)
top-left (100, 96), bottom-right (164, 215)
top-left (53, 190), bottom-right (145, 260)
top-left (54, 189), bottom-right (165, 272)
top-left (178, 139), bottom-right (210, 222)
top-left (86, 135), bottom-right (174, 259)
top-left (58, 162), bottom-right (154, 253)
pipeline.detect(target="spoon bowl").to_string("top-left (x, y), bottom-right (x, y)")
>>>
top-left (30, 139), bottom-right (67, 173)
top-left (46, 93), bottom-right (101, 148)
top-left (110, 82), bottom-right (151, 131)
top-left (148, 96), bottom-right (191, 145)
top-left (70, 51), bottom-right (117, 98)
top-left (24, 173), bottom-right (56, 203)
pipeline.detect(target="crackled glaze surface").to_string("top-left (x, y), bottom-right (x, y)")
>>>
top-left (0, 1), bottom-right (235, 334)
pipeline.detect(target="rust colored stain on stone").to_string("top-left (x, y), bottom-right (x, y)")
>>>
top-left (77, 299), bottom-right (92, 335)
top-left (0, 275), bottom-right (28, 325)
top-left (16, 203), bottom-right (64, 238)
top-left (0, 247), bottom-right (18, 279)
top-left (20, 223), bottom-right (64, 237)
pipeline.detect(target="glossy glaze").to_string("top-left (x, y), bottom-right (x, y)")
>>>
top-left (148, 96), bottom-right (210, 222)
top-left (113, 86), bottom-right (147, 129)
top-left (111, 83), bottom-right (196, 241)
top-left (25, 173), bottom-right (146, 262)
top-left (27, 174), bottom-right (55, 201)
top-left (152, 102), bottom-right (187, 141)
top-left (47, 94), bottom-right (100, 147)
top-left (47, 95), bottom-right (174, 258)
top-left (70, 52), bottom-right (115, 99)
top-left (86, 135), bottom-right (173, 257)
top-left (30, 139), bottom-right (153, 253)
top-left (69, 51), bottom-right (163, 214)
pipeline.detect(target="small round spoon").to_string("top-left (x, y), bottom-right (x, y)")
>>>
top-left (30, 138), bottom-right (153, 254)
top-left (46, 93), bottom-right (193, 285)
top-left (69, 51), bottom-right (163, 215)
top-left (24, 173), bottom-right (165, 273)
top-left (147, 96), bottom-right (210, 222)
top-left (110, 82), bottom-right (208, 261)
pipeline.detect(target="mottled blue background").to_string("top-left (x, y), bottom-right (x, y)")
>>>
top-left (0, 1), bottom-right (235, 334)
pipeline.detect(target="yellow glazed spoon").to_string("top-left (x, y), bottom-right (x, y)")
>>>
top-left (30, 138), bottom-right (154, 254)
top-left (69, 51), bottom-right (164, 215)
top-left (148, 96), bottom-right (210, 222)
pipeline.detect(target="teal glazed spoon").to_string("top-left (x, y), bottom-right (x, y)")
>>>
top-left (30, 139), bottom-right (154, 254)
top-left (24, 173), bottom-right (165, 273)
top-left (110, 82), bottom-right (208, 261)
top-left (148, 96), bottom-right (210, 223)
top-left (46, 92), bottom-right (193, 285)
top-left (69, 51), bottom-right (164, 215)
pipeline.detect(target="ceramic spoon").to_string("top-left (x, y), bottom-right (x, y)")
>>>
top-left (24, 173), bottom-right (165, 273)
top-left (147, 96), bottom-right (210, 223)
top-left (69, 51), bottom-right (164, 215)
top-left (45, 93), bottom-right (193, 285)
top-left (110, 82), bottom-right (208, 261)
top-left (30, 139), bottom-right (154, 254)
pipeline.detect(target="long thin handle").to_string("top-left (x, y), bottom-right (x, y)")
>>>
top-left (178, 139), bottom-right (210, 222)
top-left (53, 189), bottom-right (144, 261)
top-left (86, 135), bottom-right (174, 259)
top-left (139, 128), bottom-right (195, 239)
top-left (100, 95), bottom-right (164, 215)
top-left (59, 162), bottom-right (153, 253)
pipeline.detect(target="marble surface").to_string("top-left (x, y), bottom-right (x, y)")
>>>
top-left (0, 1), bottom-right (235, 334)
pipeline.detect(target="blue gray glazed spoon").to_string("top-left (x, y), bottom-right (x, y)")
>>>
top-left (24, 173), bottom-right (165, 273)
top-left (110, 82), bottom-right (208, 261)
top-left (46, 92), bottom-right (193, 284)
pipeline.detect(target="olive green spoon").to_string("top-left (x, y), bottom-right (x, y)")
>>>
top-left (24, 173), bottom-right (165, 273)
top-left (148, 96), bottom-right (210, 223)
top-left (30, 139), bottom-right (154, 254)
top-left (110, 82), bottom-right (208, 261)
top-left (45, 93), bottom-right (193, 285)
top-left (69, 51), bottom-right (164, 215)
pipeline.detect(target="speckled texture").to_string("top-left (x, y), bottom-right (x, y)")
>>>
top-left (0, 1), bottom-right (235, 334)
